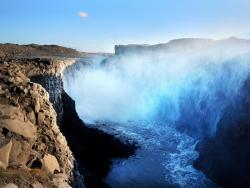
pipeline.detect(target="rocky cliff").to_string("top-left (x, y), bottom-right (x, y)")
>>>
top-left (0, 58), bottom-right (77, 188)
top-left (194, 76), bottom-right (250, 188)
top-left (31, 60), bottom-right (136, 188)
top-left (0, 44), bottom-right (135, 188)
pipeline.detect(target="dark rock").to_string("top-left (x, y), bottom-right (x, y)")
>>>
top-left (61, 91), bottom-right (137, 188)
top-left (31, 69), bottom-right (137, 187)
top-left (30, 75), bottom-right (64, 125)
top-left (194, 76), bottom-right (250, 188)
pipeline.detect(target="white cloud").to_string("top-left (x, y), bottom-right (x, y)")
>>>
top-left (78, 11), bottom-right (89, 19)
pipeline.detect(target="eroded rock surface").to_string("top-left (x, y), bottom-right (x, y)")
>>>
top-left (0, 59), bottom-right (75, 187)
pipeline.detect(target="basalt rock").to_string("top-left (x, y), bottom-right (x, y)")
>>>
top-left (194, 76), bottom-right (250, 188)
top-left (61, 88), bottom-right (137, 188)
top-left (31, 60), bottom-right (137, 187)
top-left (0, 50), bottom-right (133, 188)
top-left (0, 59), bottom-right (75, 187)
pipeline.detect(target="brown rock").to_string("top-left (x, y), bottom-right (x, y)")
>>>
top-left (27, 110), bottom-right (36, 124)
top-left (0, 105), bottom-right (23, 120)
top-left (2, 183), bottom-right (18, 188)
top-left (53, 173), bottom-right (71, 188)
top-left (23, 88), bottom-right (28, 94)
top-left (0, 140), bottom-right (12, 169)
top-left (32, 182), bottom-right (44, 188)
top-left (37, 112), bottom-right (45, 125)
top-left (9, 139), bottom-right (32, 167)
top-left (34, 97), bottom-right (40, 113)
top-left (0, 55), bottom-right (77, 186)
top-left (41, 154), bottom-right (60, 174)
top-left (0, 119), bottom-right (37, 139)
top-left (20, 97), bottom-right (32, 107)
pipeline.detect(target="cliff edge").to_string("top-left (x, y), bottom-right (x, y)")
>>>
top-left (0, 44), bottom-right (133, 188)
top-left (0, 56), bottom-right (78, 187)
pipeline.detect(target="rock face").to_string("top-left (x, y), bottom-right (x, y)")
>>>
top-left (0, 59), bottom-right (75, 187)
top-left (0, 45), bottom-right (119, 188)
top-left (30, 75), bottom-right (64, 125)
top-left (61, 91), bottom-right (136, 187)
top-left (0, 54), bottom-right (124, 188)
top-left (30, 62), bottom-right (137, 187)
top-left (0, 57), bottom-right (76, 77)
top-left (194, 76), bottom-right (250, 187)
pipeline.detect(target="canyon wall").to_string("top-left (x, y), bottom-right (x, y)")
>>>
top-left (0, 58), bottom-right (77, 188)
top-left (31, 59), bottom-right (136, 188)
top-left (194, 76), bottom-right (250, 187)
top-left (112, 38), bottom-right (250, 188)
top-left (0, 45), bottom-right (134, 188)
top-left (2, 39), bottom-right (250, 187)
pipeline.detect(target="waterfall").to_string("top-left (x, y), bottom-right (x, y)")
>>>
top-left (63, 39), bottom-right (250, 187)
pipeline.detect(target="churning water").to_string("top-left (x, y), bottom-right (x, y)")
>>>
top-left (63, 40), bottom-right (250, 187)
top-left (89, 121), bottom-right (215, 188)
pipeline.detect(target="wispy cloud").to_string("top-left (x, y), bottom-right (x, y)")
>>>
top-left (78, 11), bottom-right (89, 19)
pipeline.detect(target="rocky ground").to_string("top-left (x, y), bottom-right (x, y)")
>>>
top-left (0, 43), bottom-right (87, 60)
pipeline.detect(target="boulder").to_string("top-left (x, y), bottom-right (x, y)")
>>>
top-left (32, 182), bottom-right (44, 188)
top-left (41, 154), bottom-right (60, 174)
top-left (0, 104), bottom-right (37, 140)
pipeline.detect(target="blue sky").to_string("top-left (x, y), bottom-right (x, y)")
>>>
top-left (1, 0), bottom-right (250, 52)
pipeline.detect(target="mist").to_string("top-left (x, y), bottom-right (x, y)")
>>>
top-left (63, 41), bottom-right (250, 137)
top-left (63, 39), bottom-right (250, 187)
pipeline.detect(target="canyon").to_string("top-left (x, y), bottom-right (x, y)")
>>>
top-left (0, 45), bottom-right (134, 188)
top-left (1, 38), bottom-right (250, 188)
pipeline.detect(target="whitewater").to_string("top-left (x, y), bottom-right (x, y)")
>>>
top-left (63, 40), bottom-right (250, 187)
